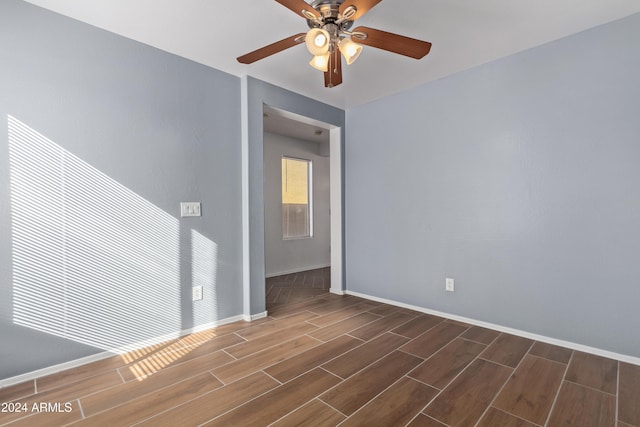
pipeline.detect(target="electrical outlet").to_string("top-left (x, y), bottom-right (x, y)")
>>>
top-left (181, 202), bottom-right (201, 217)
top-left (192, 286), bottom-right (203, 301)
top-left (445, 277), bottom-right (455, 292)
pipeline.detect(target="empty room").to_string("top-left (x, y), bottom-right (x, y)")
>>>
top-left (1, 1), bottom-right (639, 426)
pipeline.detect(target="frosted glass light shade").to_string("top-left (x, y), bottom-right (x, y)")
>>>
top-left (306, 28), bottom-right (330, 56)
top-left (338, 38), bottom-right (363, 65)
top-left (309, 53), bottom-right (330, 72)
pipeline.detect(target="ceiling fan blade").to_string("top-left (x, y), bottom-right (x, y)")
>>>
top-left (275, 0), bottom-right (321, 19)
top-left (339, 0), bottom-right (382, 20)
top-left (352, 26), bottom-right (432, 59)
top-left (324, 49), bottom-right (342, 88)
top-left (237, 33), bottom-right (306, 64)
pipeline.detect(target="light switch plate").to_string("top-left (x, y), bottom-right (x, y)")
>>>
top-left (445, 278), bottom-right (455, 292)
top-left (192, 286), bottom-right (203, 301)
top-left (181, 202), bottom-right (201, 217)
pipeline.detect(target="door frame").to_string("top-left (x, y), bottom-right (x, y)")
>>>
top-left (241, 76), bottom-right (345, 319)
top-left (261, 106), bottom-right (343, 296)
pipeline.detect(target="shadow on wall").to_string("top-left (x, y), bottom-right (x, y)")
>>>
top-left (7, 115), bottom-right (218, 379)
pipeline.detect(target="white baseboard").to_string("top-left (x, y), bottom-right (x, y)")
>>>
top-left (0, 314), bottom-right (247, 389)
top-left (347, 290), bottom-right (640, 367)
top-left (330, 287), bottom-right (346, 295)
top-left (0, 351), bottom-right (118, 390)
top-left (265, 264), bottom-right (331, 278)
top-left (244, 311), bottom-right (268, 321)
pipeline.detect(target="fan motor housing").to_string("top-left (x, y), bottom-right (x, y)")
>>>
top-left (307, 0), bottom-right (354, 31)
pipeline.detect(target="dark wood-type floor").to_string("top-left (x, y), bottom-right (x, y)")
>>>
top-left (266, 267), bottom-right (331, 308)
top-left (1, 268), bottom-right (639, 426)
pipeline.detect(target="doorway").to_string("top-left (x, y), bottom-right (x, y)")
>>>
top-left (262, 105), bottom-right (343, 311)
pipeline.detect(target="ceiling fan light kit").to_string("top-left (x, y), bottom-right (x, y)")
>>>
top-left (237, 0), bottom-right (432, 88)
top-left (338, 37), bottom-right (362, 64)
top-left (310, 52), bottom-right (331, 71)
top-left (306, 27), bottom-right (331, 55)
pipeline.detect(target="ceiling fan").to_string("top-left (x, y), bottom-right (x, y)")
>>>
top-left (237, 0), bottom-right (432, 88)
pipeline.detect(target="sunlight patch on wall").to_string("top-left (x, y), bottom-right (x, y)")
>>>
top-left (8, 115), bottom-right (181, 351)
top-left (116, 230), bottom-right (220, 381)
top-left (191, 229), bottom-right (218, 325)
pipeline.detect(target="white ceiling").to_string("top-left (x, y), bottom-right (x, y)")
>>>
top-left (264, 105), bottom-right (332, 144)
top-left (23, 0), bottom-right (640, 110)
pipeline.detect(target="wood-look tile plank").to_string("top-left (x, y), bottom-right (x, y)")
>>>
top-left (367, 304), bottom-right (402, 316)
top-left (0, 411), bottom-right (28, 426)
top-left (225, 322), bottom-right (317, 359)
top-left (492, 354), bottom-right (566, 425)
top-left (0, 380), bottom-right (35, 401)
top-left (322, 332), bottom-right (409, 379)
top-left (267, 296), bottom-right (335, 318)
top-left (307, 296), bottom-right (367, 315)
top-left (480, 333), bottom-right (533, 368)
top-left (618, 362), bottom-right (640, 426)
top-left (73, 373), bottom-right (222, 426)
top-left (0, 371), bottom-right (123, 425)
top-left (266, 285), bottom-right (281, 303)
top-left (174, 327), bottom-right (244, 349)
top-left (618, 421), bottom-right (635, 427)
top-left (35, 355), bottom-right (128, 393)
top-left (331, 293), bottom-right (367, 302)
top-left (320, 350), bottom-right (423, 416)
top-left (309, 312), bottom-right (381, 342)
top-left (445, 318), bottom-right (472, 328)
top-left (156, 332), bottom-right (245, 364)
top-left (135, 372), bottom-right (278, 427)
top-left (119, 338), bottom-right (189, 365)
top-left (211, 335), bottom-right (322, 384)
top-left (4, 399), bottom-right (82, 427)
top-left (273, 288), bottom-right (291, 304)
top-left (224, 317), bottom-right (272, 336)
top-left (476, 407), bottom-right (538, 427)
top-left (407, 414), bottom-right (448, 426)
top-left (396, 307), bottom-right (424, 316)
top-left (287, 287), bottom-right (327, 302)
top-left (391, 314), bottom-right (444, 339)
top-left (565, 351), bottom-right (618, 395)
top-left (40, 370), bottom-right (124, 401)
top-left (269, 398), bottom-right (345, 427)
top-left (204, 318), bottom-right (269, 336)
top-left (82, 350), bottom-right (233, 416)
top-left (528, 341), bottom-right (573, 364)
top-left (424, 358), bottom-right (513, 427)
top-left (269, 294), bottom-right (352, 318)
top-left (307, 302), bottom-right (378, 327)
top-left (203, 368), bottom-right (341, 426)
top-left (234, 311), bottom-right (318, 340)
top-left (461, 325), bottom-right (501, 345)
top-left (117, 333), bottom-right (244, 382)
top-left (400, 322), bottom-right (469, 359)
top-left (264, 335), bottom-right (362, 383)
top-left (408, 338), bottom-right (486, 389)
top-left (348, 311), bottom-right (414, 341)
top-left (546, 381), bottom-right (615, 427)
top-left (274, 287), bottom-right (291, 304)
top-left (340, 377), bottom-right (438, 427)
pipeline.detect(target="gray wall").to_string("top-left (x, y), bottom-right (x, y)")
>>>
top-left (345, 13), bottom-right (640, 357)
top-left (0, 0), bottom-right (242, 379)
top-left (263, 132), bottom-right (330, 277)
